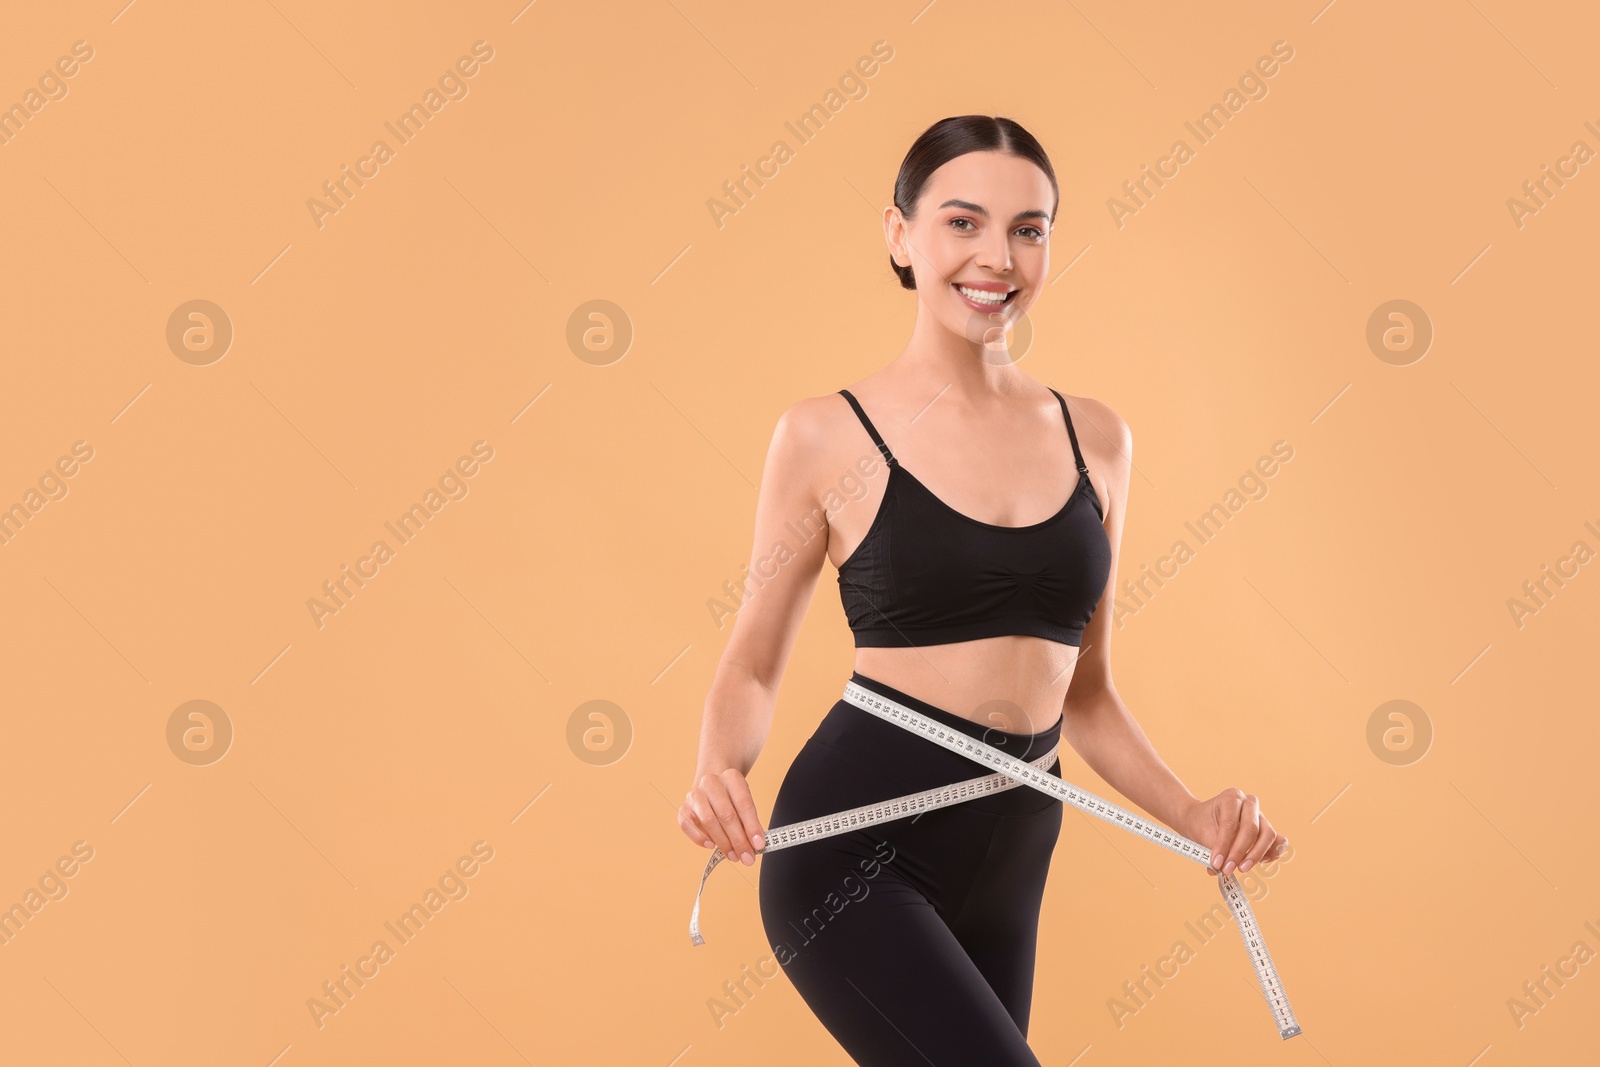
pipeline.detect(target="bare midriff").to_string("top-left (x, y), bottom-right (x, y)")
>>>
top-left (853, 637), bottom-right (1077, 736)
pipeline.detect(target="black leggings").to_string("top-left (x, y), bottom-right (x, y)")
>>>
top-left (758, 672), bottom-right (1065, 1066)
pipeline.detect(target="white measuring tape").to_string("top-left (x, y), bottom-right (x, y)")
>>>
top-left (690, 678), bottom-right (1303, 1041)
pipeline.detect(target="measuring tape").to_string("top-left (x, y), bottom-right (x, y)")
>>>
top-left (689, 678), bottom-right (1303, 1041)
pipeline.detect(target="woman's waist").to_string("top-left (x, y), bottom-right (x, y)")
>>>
top-left (809, 672), bottom-right (1064, 781)
top-left (842, 658), bottom-right (1068, 737)
top-left (796, 706), bottom-right (1063, 820)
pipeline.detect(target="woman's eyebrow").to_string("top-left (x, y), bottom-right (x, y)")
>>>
top-left (938, 198), bottom-right (1050, 223)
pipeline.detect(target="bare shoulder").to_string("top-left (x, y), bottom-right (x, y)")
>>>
top-left (1058, 391), bottom-right (1131, 463)
top-left (773, 390), bottom-right (855, 448)
top-left (761, 390), bottom-right (867, 499)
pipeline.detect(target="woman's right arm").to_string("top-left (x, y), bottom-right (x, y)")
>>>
top-left (678, 398), bottom-right (834, 866)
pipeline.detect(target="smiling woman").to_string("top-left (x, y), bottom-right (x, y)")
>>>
top-left (682, 114), bottom-right (1293, 1065)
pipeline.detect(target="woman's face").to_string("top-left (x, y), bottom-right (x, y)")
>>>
top-left (885, 150), bottom-right (1055, 346)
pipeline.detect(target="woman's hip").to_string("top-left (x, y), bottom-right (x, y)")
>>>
top-left (760, 673), bottom-right (1066, 936)
top-left (781, 671), bottom-right (1066, 821)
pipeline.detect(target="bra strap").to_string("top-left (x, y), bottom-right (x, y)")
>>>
top-left (838, 390), bottom-right (898, 467)
top-left (1050, 388), bottom-right (1089, 474)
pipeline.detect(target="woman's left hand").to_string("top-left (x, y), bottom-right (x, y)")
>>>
top-left (1176, 788), bottom-right (1288, 876)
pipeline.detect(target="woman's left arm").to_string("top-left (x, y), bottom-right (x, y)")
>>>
top-left (1060, 398), bottom-right (1289, 876)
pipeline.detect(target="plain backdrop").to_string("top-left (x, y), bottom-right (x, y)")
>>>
top-left (0, 1), bottom-right (1595, 1064)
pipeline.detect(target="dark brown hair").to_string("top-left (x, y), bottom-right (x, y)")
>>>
top-left (889, 115), bottom-right (1060, 290)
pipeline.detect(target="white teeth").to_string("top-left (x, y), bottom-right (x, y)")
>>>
top-left (956, 284), bottom-right (1011, 304)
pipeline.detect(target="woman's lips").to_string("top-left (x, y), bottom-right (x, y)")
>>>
top-left (951, 283), bottom-right (1017, 312)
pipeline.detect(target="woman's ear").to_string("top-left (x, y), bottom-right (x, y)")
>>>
top-left (883, 205), bottom-right (910, 268)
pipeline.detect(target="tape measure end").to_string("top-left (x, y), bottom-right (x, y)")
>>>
top-left (1281, 1026), bottom-right (1302, 1040)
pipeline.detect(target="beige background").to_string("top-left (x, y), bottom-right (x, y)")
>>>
top-left (1, 0), bottom-right (1596, 1063)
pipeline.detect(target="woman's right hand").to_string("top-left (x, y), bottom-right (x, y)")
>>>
top-left (680, 768), bottom-right (766, 866)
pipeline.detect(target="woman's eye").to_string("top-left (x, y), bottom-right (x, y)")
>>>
top-left (949, 218), bottom-right (1045, 239)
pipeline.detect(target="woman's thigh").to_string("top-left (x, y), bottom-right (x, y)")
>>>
top-left (759, 831), bottom-right (1045, 1067)
top-left (755, 715), bottom-right (1062, 1066)
top-left (947, 797), bottom-right (1065, 1038)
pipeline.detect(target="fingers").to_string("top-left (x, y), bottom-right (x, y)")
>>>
top-left (1204, 791), bottom-right (1291, 877)
top-left (1238, 813), bottom-right (1276, 873)
top-left (717, 768), bottom-right (767, 860)
top-left (1209, 787), bottom-right (1245, 871)
top-left (684, 770), bottom-right (764, 866)
top-left (678, 805), bottom-right (717, 849)
top-left (678, 789), bottom-right (720, 851)
top-left (686, 778), bottom-right (739, 860)
top-left (1220, 792), bottom-right (1260, 875)
top-left (677, 782), bottom-right (725, 849)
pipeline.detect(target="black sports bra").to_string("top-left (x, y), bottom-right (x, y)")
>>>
top-left (835, 388), bottom-right (1112, 648)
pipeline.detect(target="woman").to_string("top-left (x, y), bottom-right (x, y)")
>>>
top-left (678, 114), bottom-right (1289, 1065)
